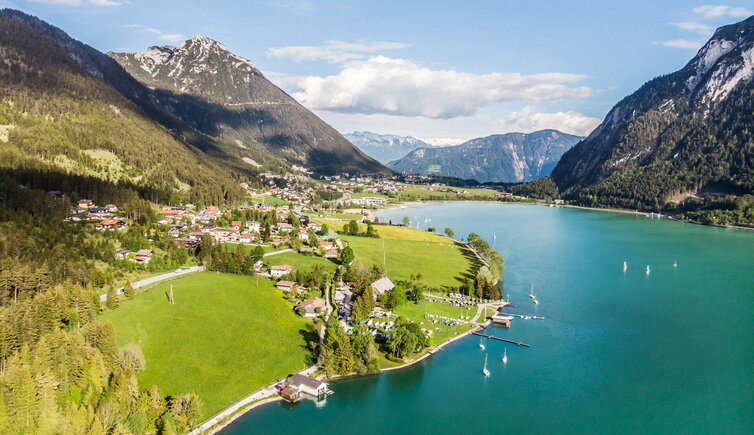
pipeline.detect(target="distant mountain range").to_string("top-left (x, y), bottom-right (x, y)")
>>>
top-left (389, 130), bottom-right (583, 183)
top-left (551, 15), bottom-right (754, 211)
top-left (344, 131), bottom-right (435, 164)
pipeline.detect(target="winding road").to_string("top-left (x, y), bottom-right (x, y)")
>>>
top-left (99, 265), bottom-right (205, 302)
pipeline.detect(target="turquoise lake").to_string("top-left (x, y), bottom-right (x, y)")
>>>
top-left (224, 203), bottom-right (754, 434)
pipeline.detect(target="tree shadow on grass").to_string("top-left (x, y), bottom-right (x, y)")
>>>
top-left (455, 242), bottom-right (484, 286)
top-left (298, 326), bottom-right (320, 366)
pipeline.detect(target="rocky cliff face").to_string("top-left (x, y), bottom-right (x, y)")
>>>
top-left (551, 16), bottom-right (754, 208)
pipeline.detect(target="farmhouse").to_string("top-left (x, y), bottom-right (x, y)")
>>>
top-left (134, 249), bottom-right (153, 265)
top-left (276, 280), bottom-right (297, 292)
top-left (370, 276), bottom-right (395, 300)
top-left (96, 218), bottom-right (126, 231)
top-left (294, 297), bottom-right (326, 317)
top-left (270, 264), bottom-right (293, 278)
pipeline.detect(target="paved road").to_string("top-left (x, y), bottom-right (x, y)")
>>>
top-left (100, 265), bottom-right (205, 301)
top-left (189, 365), bottom-right (319, 435)
top-left (262, 248), bottom-right (293, 257)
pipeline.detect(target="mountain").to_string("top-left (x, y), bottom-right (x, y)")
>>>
top-left (0, 9), bottom-right (250, 205)
top-left (344, 131), bottom-right (434, 164)
top-left (551, 16), bottom-right (754, 211)
top-left (110, 38), bottom-right (386, 175)
top-left (389, 130), bottom-right (582, 183)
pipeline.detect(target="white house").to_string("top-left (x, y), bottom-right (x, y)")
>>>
top-left (287, 374), bottom-right (329, 400)
top-left (270, 264), bottom-right (293, 278)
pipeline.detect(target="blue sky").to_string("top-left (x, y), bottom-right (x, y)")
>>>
top-left (6, 0), bottom-right (754, 142)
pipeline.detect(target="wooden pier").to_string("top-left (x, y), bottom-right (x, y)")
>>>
top-left (472, 331), bottom-right (530, 347)
top-left (500, 312), bottom-right (545, 320)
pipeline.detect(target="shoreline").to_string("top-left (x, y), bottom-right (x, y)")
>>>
top-left (201, 324), bottom-right (487, 434)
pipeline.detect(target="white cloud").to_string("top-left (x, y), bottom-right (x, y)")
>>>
top-left (158, 33), bottom-right (185, 42)
top-left (653, 38), bottom-right (703, 49)
top-left (267, 40), bottom-right (409, 63)
top-left (692, 4), bottom-right (753, 19)
top-left (28, 0), bottom-right (81, 5)
top-left (492, 107), bottom-right (601, 137)
top-left (285, 56), bottom-right (595, 119)
top-left (124, 24), bottom-right (184, 44)
top-left (671, 21), bottom-right (714, 36)
top-left (89, 0), bottom-right (120, 5)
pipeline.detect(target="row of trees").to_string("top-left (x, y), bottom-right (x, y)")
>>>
top-left (341, 220), bottom-right (378, 238)
top-left (467, 233), bottom-right (504, 300)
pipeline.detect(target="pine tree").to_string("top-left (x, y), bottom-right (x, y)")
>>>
top-left (105, 286), bottom-right (119, 310)
top-left (123, 282), bottom-right (134, 300)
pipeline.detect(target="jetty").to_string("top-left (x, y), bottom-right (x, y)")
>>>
top-left (500, 312), bottom-right (545, 320)
top-left (472, 331), bottom-right (530, 347)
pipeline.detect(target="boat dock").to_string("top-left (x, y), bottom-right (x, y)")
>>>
top-left (472, 331), bottom-right (530, 347)
top-left (500, 312), bottom-right (545, 320)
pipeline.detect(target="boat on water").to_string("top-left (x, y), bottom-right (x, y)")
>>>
top-left (646, 265), bottom-right (651, 275)
top-left (482, 354), bottom-right (490, 377)
top-left (502, 348), bottom-right (508, 364)
top-left (673, 259), bottom-right (678, 268)
top-left (529, 285), bottom-right (539, 305)
top-left (479, 336), bottom-right (486, 351)
top-left (623, 260), bottom-right (628, 272)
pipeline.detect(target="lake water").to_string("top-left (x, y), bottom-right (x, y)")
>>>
top-left (224, 203), bottom-right (754, 434)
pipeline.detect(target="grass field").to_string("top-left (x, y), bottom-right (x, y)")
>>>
top-left (395, 185), bottom-right (498, 201)
top-left (264, 251), bottom-right (338, 272)
top-left (307, 211), bottom-right (364, 220)
top-left (342, 225), bottom-right (479, 289)
top-left (99, 272), bottom-right (314, 420)
top-left (250, 195), bottom-right (288, 205)
top-left (393, 299), bottom-right (476, 346)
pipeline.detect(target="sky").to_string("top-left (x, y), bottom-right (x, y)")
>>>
top-left (4, 0), bottom-right (754, 143)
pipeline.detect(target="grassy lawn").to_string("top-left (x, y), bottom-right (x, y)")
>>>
top-left (393, 300), bottom-right (476, 346)
top-left (395, 185), bottom-right (498, 201)
top-left (99, 272), bottom-right (314, 420)
top-left (264, 251), bottom-right (338, 272)
top-left (250, 195), bottom-right (287, 205)
top-left (307, 212), bottom-right (365, 220)
top-left (342, 225), bottom-right (479, 289)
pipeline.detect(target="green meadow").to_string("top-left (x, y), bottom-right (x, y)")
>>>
top-left (99, 272), bottom-right (315, 420)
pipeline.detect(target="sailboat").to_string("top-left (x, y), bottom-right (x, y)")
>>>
top-left (623, 260), bottom-right (628, 272)
top-left (479, 336), bottom-right (486, 350)
top-left (673, 259), bottom-right (678, 268)
top-left (482, 354), bottom-right (490, 377)
top-left (646, 265), bottom-right (651, 275)
top-left (502, 348), bottom-right (508, 364)
top-left (529, 285), bottom-right (539, 305)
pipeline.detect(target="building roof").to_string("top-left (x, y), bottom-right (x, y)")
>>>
top-left (371, 276), bottom-right (395, 295)
top-left (276, 280), bottom-right (296, 288)
top-left (295, 297), bottom-right (326, 311)
top-left (135, 249), bottom-right (153, 257)
top-left (288, 373), bottom-right (323, 390)
top-left (270, 264), bottom-right (293, 271)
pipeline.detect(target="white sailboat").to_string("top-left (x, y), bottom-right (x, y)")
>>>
top-left (502, 348), bottom-right (508, 364)
top-left (673, 259), bottom-right (678, 268)
top-left (529, 285), bottom-right (539, 305)
top-left (623, 260), bottom-right (628, 272)
top-left (646, 265), bottom-right (651, 275)
top-left (479, 336), bottom-right (486, 350)
top-left (482, 353), bottom-right (490, 377)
